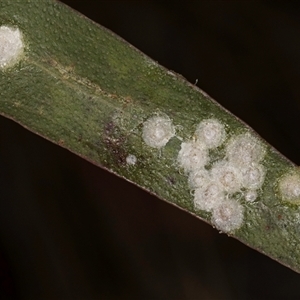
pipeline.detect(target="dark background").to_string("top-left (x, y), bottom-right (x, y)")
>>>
top-left (1, 1), bottom-right (300, 299)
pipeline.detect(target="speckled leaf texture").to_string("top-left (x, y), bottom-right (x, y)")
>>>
top-left (0, 0), bottom-right (299, 272)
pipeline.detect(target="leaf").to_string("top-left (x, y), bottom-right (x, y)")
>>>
top-left (0, 0), bottom-right (300, 273)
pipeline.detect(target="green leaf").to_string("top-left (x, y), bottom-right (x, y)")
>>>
top-left (0, 0), bottom-right (300, 273)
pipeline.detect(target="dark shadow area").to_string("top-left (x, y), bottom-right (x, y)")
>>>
top-left (1, 1), bottom-right (300, 299)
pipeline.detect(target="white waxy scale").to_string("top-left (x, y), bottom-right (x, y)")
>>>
top-left (0, 26), bottom-right (24, 69)
top-left (226, 133), bottom-right (265, 167)
top-left (244, 190), bottom-right (258, 202)
top-left (177, 140), bottom-right (208, 173)
top-left (126, 154), bottom-right (137, 166)
top-left (211, 160), bottom-right (242, 193)
top-left (142, 115), bottom-right (175, 149)
top-left (194, 182), bottom-right (225, 212)
top-left (188, 168), bottom-right (210, 189)
top-left (211, 198), bottom-right (244, 233)
top-left (241, 163), bottom-right (265, 190)
top-left (195, 118), bottom-right (226, 149)
top-left (278, 172), bottom-right (300, 203)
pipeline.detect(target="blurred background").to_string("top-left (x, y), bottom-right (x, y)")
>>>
top-left (1, 1), bottom-right (300, 299)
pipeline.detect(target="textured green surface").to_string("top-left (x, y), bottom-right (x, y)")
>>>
top-left (0, 0), bottom-right (299, 272)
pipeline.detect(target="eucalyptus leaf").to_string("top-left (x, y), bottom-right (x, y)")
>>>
top-left (1, 0), bottom-right (300, 274)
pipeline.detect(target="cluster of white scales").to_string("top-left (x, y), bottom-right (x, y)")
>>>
top-left (142, 115), bottom-right (300, 233)
top-left (1, 25), bottom-right (300, 233)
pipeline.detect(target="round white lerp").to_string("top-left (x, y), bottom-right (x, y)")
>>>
top-left (278, 171), bottom-right (300, 204)
top-left (244, 189), bottom-right (258, 202)
top-left (195, 118), bottom-right (226, 149)
top-left (126, 154), bottom-right (137, 166)
top-left (188, 168), bottom-right (210, 189)
top-left (241, 163), bottom-right (265, 190)
top-left (194, 182), bottom-right (224, 212)
top-left (142, 115), bottom-right (175, 149)
top-left (177, 140), bottom-right (208, 173)
top-left (226, 133), bottom-right (265, 167)
top-left (0, 25), bottom-right (24, 69)
top-left (211, 160), bottom-right (242, 193)
top-left (211, 198), bottom-right (244, 233)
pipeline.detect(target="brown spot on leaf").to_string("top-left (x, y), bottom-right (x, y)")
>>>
top-left (104, 121), bottom-right (127, 166)
top-left (58, 139), bottom-right (64, 146)
top-left (167, 176), bottom-right (176, 185)
top-left (105, 121), bottom-right (115, 135)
